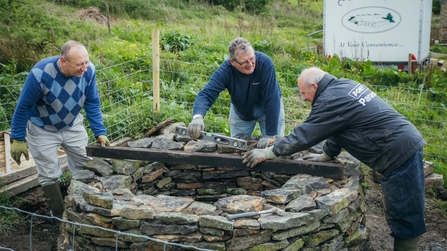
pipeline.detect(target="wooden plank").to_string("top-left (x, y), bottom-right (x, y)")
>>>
top-left (144, 117), bottom-right (174, 138)
top-left (0, 166), bottom-right (37, 185)
top-left (1, 173), bottom-right (40, 198)
top-left (86, 145), bottom-right (344, 179)
top-left (4, 133), bottom-right (12, 173)
top-left (110, 137), bottom-right (132, 147)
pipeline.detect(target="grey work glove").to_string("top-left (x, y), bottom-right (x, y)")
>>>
top-left (97, 135), bottom-right (110, 147)
top-left (10, 140), bottom-right (29, 165)
top-left (242, 145), bottom-right (277, 168)
top-left (302, 152), bottom-right (331, 162)
top-left (257, 136), bottom-right (275, 148)
top-left (187, 116), bottom-right (205, 140)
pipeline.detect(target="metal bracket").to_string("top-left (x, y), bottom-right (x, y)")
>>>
top-left (175, 126), bottom-right (247, 150)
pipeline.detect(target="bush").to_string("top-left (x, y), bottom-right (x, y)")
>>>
top-left (208, 0), bottom-right (272, 13)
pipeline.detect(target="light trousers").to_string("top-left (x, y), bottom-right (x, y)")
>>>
top-left (27, 115), bottom-right (91, 186)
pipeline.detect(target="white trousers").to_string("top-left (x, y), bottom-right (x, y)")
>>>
top-left (27, 115), bottom-right (91, 186)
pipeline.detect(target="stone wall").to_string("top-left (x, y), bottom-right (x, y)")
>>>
top-left (60, 126), bottom-right (366, 251)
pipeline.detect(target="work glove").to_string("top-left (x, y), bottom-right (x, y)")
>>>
top-left (187, 116), bottom-right (205, 140)
top-left (257, 136), bottom-right (275, 148)
top-left (97, 135), bottom-right (110, 147)
top-left (10, 140), bottom-right (29, 165)
top-left (243, 145), bottom-right (277, 168)
top-left (302, 152), bottom-right (331, 162)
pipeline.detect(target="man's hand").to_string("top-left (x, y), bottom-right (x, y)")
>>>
top-left (187, 116), bottom-right (204, 140)
top-left (242, 146), bottom-right (277, 168)
top-left (10, 140), bottom-right (29, 165)
top-left (97, 135), bottom-right (110, 147)
top-left (302, 152), bottom-right (331, 162)
top-left (257, 136), bottom-right (275, 148)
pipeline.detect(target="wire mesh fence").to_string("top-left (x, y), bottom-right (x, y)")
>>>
top-left (0, 57), bottom-right (446, 178)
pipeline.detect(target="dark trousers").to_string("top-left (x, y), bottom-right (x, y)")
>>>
top-left (381, 148), bottom-right (426, 239)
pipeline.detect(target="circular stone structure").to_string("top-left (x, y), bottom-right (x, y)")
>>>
top-left (61, 149), bottom-right (367, 251)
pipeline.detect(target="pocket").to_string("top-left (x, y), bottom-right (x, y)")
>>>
top-left (27, 122), bottom-right (37, 136)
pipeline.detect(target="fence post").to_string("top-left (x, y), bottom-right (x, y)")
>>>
top-left (152, 29), bottom-right (160, 112)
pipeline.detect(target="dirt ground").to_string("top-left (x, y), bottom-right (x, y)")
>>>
top-left (0, 176), bottom-right (446, 251)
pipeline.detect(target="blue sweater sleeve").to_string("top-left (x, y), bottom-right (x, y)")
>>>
top-left (83, 64), bottom-right (107, 138)
top-left (192, 63), bottom-right (229, 117)
top-left (10, 71), bottom-right (45, 141)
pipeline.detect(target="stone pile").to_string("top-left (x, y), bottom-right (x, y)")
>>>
top-left (60, 123), bottom-right (367, 251)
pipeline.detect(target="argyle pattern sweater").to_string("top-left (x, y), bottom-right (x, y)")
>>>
top-left (11, 56), bottom-right (106, 141)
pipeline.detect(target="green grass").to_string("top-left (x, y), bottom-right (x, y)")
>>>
top-left (0, 190), bottom-right (28, 234)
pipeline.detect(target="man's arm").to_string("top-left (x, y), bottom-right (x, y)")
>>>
top-left (258, 53), bottom-right (281, 135)
top-left (83, 69), bottom-right (107, 138)
top-left (10, 70), bottom-right (44, 141)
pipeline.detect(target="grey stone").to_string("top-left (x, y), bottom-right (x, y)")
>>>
top-left (261, 189), bottom-right (300, 204)
top-left (72, 169), bottom-right (98, 183)
top-left (286, 194), bottom-right (317, 212)
top-left (258, 212), bottom-right (314, 231)
top-left (127, 138), bottom-right (154, 148)
top-left (140, 222), bottom-right (198, 235)
top-left (112, 217), bottom-right (142, 230)
top-left (83, 158), bottom-right (114, 177)
top-left (151, 137), bottom-right (184, 150)
top-left (246, 239), bottom-right (289, 251)
top-left (112, 159), bottom-right (139, 175)
top-left (316, 188), bottom-right (357, 216)
top-left (119, 205), bottom-right (156, 220)
top-left (225, 230), bottom-right (272, 251)
top-left (184, 140), bottom-right (217, 152)
top-left (82, 191), bottom-right (114, 209)
top-left (199, 215), bottom-right (234, 231)
top-left (100, 175), bottom-right (133, 191)
top-left (154, 212), bottom-right (198, 224)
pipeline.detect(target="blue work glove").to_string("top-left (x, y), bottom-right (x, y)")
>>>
top-left (257, 136), bottom-right (275, 148)
top-left (302, 152), bottom-right (331, 162)
top-left (10, 140), bottom-right (29, 165)
top-left (242, 146), bottom-right (277, 168)
top-left (97, 135), bottom-right (110, 147)
top-left (187, 116), bottom-right (205, 140)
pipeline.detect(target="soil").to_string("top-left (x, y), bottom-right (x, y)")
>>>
top-left (0, 176), bottom-right (446, 251)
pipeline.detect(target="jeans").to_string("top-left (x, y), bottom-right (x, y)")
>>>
top-left (381, 148), bottom-right (426, 239)
top-left (229, 99), bottom-right (285, 137)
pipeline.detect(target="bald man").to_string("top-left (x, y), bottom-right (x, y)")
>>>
top-left (242, 67), bottom-right (426, 251)
top-left (10, 40), bottom-right (110, 218)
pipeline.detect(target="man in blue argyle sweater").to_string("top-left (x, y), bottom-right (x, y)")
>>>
top-left (10, 40), bottom-right (110, 218)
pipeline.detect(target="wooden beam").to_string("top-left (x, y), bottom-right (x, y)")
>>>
top-left (1, 173), bottom-right (39, 198)
top-left (86, 145), bottom-right (344, 179)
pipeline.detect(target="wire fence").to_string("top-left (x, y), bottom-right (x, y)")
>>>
top-left (0, 57), bottom-right (446, 178)
top-left (0, 205), bottom-right (216, 251)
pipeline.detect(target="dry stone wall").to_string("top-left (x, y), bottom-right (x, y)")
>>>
top-left (61, 128), bottom-right (366, 251)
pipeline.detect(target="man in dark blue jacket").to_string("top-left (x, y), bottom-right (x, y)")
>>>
top-left (188, 37), bottom-right (285, 147)
top-left (243, 67), bottom-right (426, 251)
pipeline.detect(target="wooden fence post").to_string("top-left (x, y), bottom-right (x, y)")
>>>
top-left (152, 29), bottom-right (160, 112)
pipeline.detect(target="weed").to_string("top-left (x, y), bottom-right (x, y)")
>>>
top-left (60, 172), bottom-right (72, 187)
top-left (361, 182), bottom-right (372, 190)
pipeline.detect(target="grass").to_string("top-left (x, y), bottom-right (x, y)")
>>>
top-left (0, 190), bottom-right (28, 234)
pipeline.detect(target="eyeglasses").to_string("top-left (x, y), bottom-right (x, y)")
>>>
top-left (233, 56), bottom-right (256, 66)
top-left (67, 60), bottom-right (89, 68)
